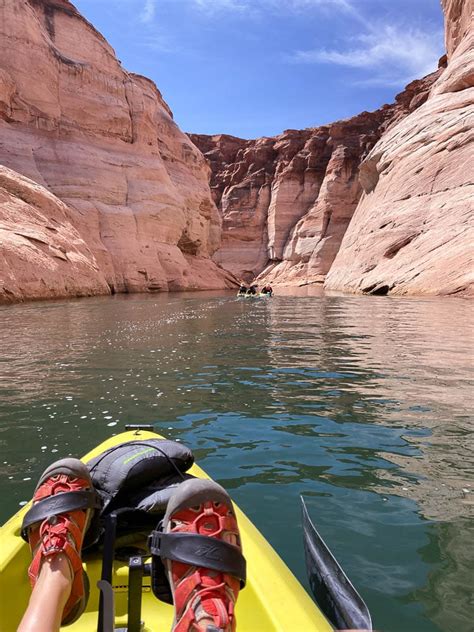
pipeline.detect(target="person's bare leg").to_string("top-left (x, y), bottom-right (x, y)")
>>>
top-left (18, 554), bottom-right (72, 632)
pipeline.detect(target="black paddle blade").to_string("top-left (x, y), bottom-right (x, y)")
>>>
top-left (301, 496), bottom-right (373, 631)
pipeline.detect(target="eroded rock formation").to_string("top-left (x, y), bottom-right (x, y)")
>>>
top-left (1, 0), bottom-right (471, 301)
top-left (190, 75), bottom-right (440, 285)
top-left (0, 165), bottom-right (109, 301)
top-left (324, 0), bottom-right (474, 295)
top-left (192, 0), bottom-right (473, 295)
top-left (0, 0), bottom-right (235, 303)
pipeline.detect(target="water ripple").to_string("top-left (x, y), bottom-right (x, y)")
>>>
top-left (0, 292), bottom-right (473, 632)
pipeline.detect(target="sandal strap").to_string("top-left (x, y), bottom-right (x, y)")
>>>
top-left (174, 571), bottom-right (228, 615)
top-left (21, 490), bottom-right (99, 540)
top-left (28, 526), bottom-right (84, 580)
top-left (173, 585), bottom-right (232, 632)
top-left (150, 531), bottom-right (246, 585)
top-left (38, 516), bottom-right (84, 559)
top-left (173, 602), bottom-right (199, 632)
top-left (173, 570), bottom-right (206, 613)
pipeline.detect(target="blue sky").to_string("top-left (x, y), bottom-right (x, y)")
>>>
top-left (74, 0), bottom-right (445, 138)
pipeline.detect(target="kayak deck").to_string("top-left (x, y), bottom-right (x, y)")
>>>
top-left (0, 430), bottom-right (332, 631)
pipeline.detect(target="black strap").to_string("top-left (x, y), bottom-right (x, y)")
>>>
top-left (21, 490), bottom-right (100, 540)
top-left (96, 580), bottom-right (115, 632)
top-left (98, 513), bottom-right (117, 632)
top-left (149, 531), bottom-right (246, 587)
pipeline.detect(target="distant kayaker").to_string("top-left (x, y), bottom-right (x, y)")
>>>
top-left (238, 283), bottom-right (248, 295)
top-left (261, 285), bottom-right (273, 296)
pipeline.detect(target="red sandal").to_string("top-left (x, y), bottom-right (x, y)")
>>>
top-left (21, 458), bottom-right (99, 625)
top-left (151, 478), bottom-right (246, 632)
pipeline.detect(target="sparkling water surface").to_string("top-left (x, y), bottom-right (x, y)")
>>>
top-left (1, 291), bottom-right (473, 632)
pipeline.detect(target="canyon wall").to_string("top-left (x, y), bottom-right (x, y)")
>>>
top-left (1, 0), bottom-right (471, 301)
top-left (0, 0), bottom-right (235, 303)
top-left (324, 0), bottom-right (474, 295)
top-left (192, 0), bottom-right (473, 295)
top-left (191, 75), bottom-right (440, 286)
top-left (0, 165), bottom-right (109, 301)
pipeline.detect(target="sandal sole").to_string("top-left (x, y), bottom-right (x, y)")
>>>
top-left (164, 479), bottom-right (233, 525)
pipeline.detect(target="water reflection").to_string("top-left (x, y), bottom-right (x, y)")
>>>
top-left (0, 292), bottom-right (473, 632)
top-left (263, 297), bottom-right (474, 521)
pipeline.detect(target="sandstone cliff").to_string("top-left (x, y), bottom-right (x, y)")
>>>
top-left (1, 0), bottom-right (471, 301)
top-left (0, 0), bottom-right (235, 303)
top-left (0, 165), bottom-right (109, 301)
top-left (191, 0), bottom-right (473, 295)
top-left (324, 0), bottom-right (474, 295)
top-left (191, 74), bottom-right (440, 286)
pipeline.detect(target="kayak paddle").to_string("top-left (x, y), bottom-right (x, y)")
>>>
top-left (301, 496), bottom-right (372, 631)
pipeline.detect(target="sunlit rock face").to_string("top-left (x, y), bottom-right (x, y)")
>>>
top-left (324, 0), bottom-right (474, 296)
top-left (192, 1), bottom-right (473, 296)
top-left (0, 0), bottom-right (235, 302)
top-left (190, 74), bottom-right (439, 286)
top-left (0, 166), bottom-right (109, 302)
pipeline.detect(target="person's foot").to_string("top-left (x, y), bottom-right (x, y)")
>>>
top-left (162, 479), bottom-right (244, 632)
top-left (22, 458), bottom-right (96, 625)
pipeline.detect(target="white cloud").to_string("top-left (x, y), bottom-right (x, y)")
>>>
top-left (131, 0), bottom-right (443, 87)
top-left (189, 0), bottom-right (356, 14)
top-left (139, 0), bottom-right (156, 23)
top-left (191, 0), bottom-right (250, 11)
top-left (142, 32), bottom-right (180, 54)
top-left (288, 0), bottom-right (354, 11)
top-left (292, 24), bottom-right (444, 86)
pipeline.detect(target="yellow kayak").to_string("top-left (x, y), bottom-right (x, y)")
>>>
top-left (0, 429), bottom-right (333, 632)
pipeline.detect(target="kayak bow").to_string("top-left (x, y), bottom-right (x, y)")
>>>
top-left (0, 430), bottom-right (333, 632)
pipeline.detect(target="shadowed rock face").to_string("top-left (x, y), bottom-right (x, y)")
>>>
top-left (324, 0), bottom-right (474, 296)
top-left (0, 0), bottom-right (235, 303)
top-left (190, 74), bottom-right (439, 285)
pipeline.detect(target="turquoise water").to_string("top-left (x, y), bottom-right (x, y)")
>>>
top-left (1, 292), bottom-right (473, 631)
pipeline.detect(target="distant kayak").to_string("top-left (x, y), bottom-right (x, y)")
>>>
top-left (235, 293), bottom-right (272, 299)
